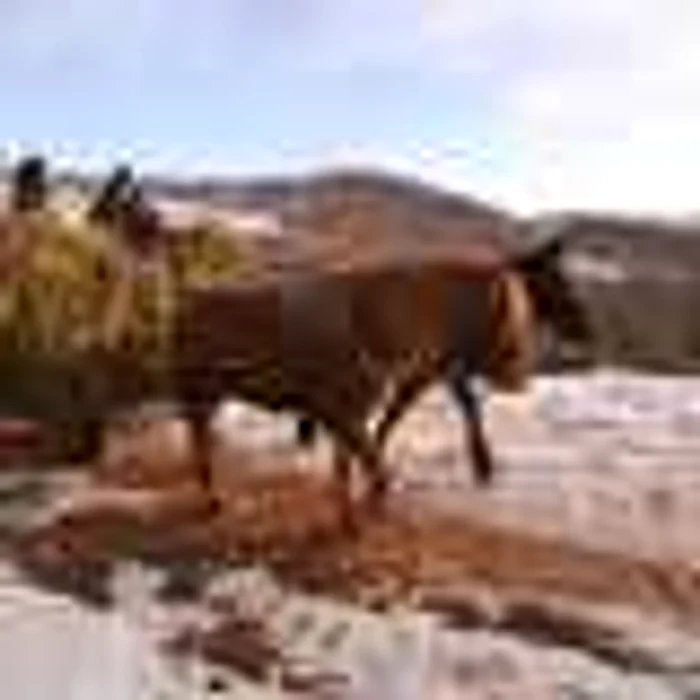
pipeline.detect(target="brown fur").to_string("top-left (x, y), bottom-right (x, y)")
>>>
top-left (170, 249), bottom-right (546, 520)
top-left (486, 269), bottom-right (537, 392)
top-left (368, 264), bottom-right (539, 482)
top-left (368, 237), bottom-right (593, 483)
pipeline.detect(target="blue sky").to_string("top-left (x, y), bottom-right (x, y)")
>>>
top-left (1, 1), bottom-right (699, 215)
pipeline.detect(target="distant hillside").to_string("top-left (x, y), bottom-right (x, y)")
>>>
top-left (140, 170), bottom-right (700, 373)
top-left (132, 168), bottom-right (516, 258)
top-left (139, 168), bottom-right (505, 217)
top-left (12, 165), bottom-right (517, 273)
top-left (144, 167), bottom-right (700, 372)
top-left (5, 162), bottom-right (700, 371)
top-left (529, 213), bottom-right (700, 372)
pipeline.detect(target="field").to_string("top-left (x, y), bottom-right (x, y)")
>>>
top-left (4, 171), bottom-right (700, 697)
top-left (4, 371), bottom-right (700, 698)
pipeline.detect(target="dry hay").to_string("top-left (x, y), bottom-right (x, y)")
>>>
top-left (0, 211), bottom-right (244, 427)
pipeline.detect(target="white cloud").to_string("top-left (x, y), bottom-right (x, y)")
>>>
top-left (0, 1), bottom-right (151, 69)
top-left (0, 0), bottom-right (414, 73)
top-left (3, 1), bottom-right (700, 215)
top-left (417, 1), bottom-right (700, 215)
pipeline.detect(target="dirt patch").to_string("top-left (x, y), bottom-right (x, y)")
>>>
top-left (11, 465), bottom-right (700, 626)
top-left (162, 600), bottom-right (354, 695)
top-left (9, 458), bottom-right (700, 693)
top-left (164, 613), bottom-right (282, 684)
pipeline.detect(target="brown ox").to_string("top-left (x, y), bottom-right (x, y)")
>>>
top-left (170, 236), bottom-right (593, 521)
top-left (294, 236), bottom-right (594, 481)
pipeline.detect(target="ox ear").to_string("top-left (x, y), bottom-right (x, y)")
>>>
top-left (515, 236), bottom-right (565, 273)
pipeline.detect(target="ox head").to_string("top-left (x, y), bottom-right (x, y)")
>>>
top-left (512, 235), bottom-right (597, 368)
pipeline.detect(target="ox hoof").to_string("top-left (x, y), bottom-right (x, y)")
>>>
top-left (331, 486), bottom-right (358, 535)
top-left (363, 476), bottom-right (390, 518)
top-left (471, 447), bottom-right (495, 487)
top-left (196, 489), bottom-right (222, 519)
top-left (338, 507), bottom-right (360, 537)
top-left (474, 473), bottom-right (495, 490)
top-left (474, 469), bottom-right (494, 488)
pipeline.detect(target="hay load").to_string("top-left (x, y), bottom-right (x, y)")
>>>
top-left (0, 208), bottom-right (245, 456)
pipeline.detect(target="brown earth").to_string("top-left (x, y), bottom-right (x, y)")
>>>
top-left (7, 399), bottom-right (700, 691)
top-left (7, 385), bottom-right (700, 690)
top-left (12, 448), bottom-right (700, 628)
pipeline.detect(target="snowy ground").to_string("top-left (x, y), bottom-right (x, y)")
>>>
top-left (5, 369), bottom-right (700, 698)
top-left (215, 368), bottom-right (700, 562)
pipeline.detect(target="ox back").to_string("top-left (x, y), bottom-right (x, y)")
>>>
top-left (171, 255), bottom-right (501, 429)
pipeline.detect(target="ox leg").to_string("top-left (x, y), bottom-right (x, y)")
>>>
top-left (373, 358), bottom-right (442, 453)
top-left (66, 416), bottom-right (104, 465)
top-left (347, 426), bottom-right (389, 515)
top-left (296, 415), bottom-right (319, 448)
top-left (183, 403), bottom-right (219, 513)
top-left (332, 441), bottom-right (355, 529)
top-left (319, 411), bottom-right (388, 520)
top-left (447, 368), bottom-right (494, 486)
